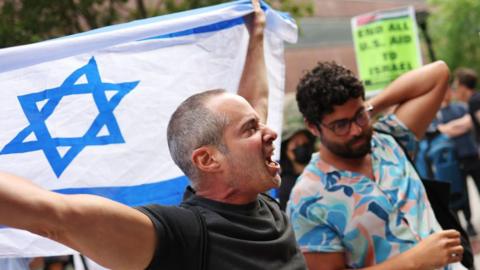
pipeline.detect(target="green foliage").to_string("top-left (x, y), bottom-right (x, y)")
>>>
top-left (427, 0), bottom-right (480, 75)
top-left (0, 0), bottom-right (128, 48)
top-left (0, 0), bottom-right (313, 48)
top-left (132, 0), bottom-right (312, 19)
top-left (268, 0), bottom-right (313, 19)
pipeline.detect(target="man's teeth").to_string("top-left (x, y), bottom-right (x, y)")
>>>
top-left (266, 160), bottom-right (278, 166)
top-left (265, 152), bottom-right (278, 167)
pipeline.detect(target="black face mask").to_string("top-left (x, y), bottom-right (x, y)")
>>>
top-left (293, 143), bottom-right (314, 165)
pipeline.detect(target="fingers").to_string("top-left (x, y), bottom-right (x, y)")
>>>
top-left (244, 0), bottom-right (266, 40)
top-left (421, 230), bottom-right (463, 267)
top-left (440, 229), bottom-right (461, 238)
top-left (447, 245), bottom-right (464, 264)
top-left (445, 236), bottom-right (461, 247)
top-left (440, 230), bottom-right (463, 264)
top-left (252, 0), bottom-right (261, 11)
top-left (450, 245), bottom-right (464, 256)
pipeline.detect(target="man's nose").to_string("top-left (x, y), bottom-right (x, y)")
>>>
top-left (262, 125), bottom-right (278, 143)
top-left (349, 121), bottom-right (363, 136)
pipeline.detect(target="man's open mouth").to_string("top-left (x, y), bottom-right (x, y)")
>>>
top-left (265, 154), bottom-right (280, 174)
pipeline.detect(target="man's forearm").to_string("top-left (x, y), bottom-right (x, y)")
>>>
top-left (368, 61), bottom-right (449, 115)
top-left (0, 172), bottom-right (156, 270)
top-left (237, 0), bottom-right (268, 123)
top-left (0, 172), bottom-right (64, 235)
top-left (357, 251), bottom-right (424, 270)
top-left (438, 114), bottom-right (472, 138)
top-left (368, 61), bottom-right (449, 138)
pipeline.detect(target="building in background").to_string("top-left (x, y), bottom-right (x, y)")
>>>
top-left (284, 0), bottom-right (427, 93)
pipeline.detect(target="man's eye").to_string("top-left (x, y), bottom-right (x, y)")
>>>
top-left (245, 126), bottom-right (257, 135)
top-left (333, 120), bottom-right (349, 130)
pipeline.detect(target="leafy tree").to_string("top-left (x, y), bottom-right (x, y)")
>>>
top-left (427, 0), bottom-right (480, 75)
top-left (133, 0), bottom-right (312, 18)
top-left (0, 0), bottom-right (129, 47)
top-left (0, 0), bottom-right (312, 48)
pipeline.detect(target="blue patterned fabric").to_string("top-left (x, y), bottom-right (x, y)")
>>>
top-left (288, 114), bottom-right (462, 269)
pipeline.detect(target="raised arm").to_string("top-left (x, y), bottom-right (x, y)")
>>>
top-left (237, 0), bottom-right (269, 123)
top-left (0, 172), bottom-right (155, 270)
top-left (368, 61), bottom-right (450, 139)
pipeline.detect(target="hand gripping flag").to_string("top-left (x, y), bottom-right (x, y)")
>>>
top-left (0, 0), bottom-right (297, 257)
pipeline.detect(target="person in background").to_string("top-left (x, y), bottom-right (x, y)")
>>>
top-left (435, 87), bottom-right (478, 236)
top-left (442, 68), bottom-right (480, 202)
top-left (451, 68), bottom-right (480, 144)
top-left (278, 93), bottom-right (315, 210)
top-left (289, 61), bottom-right (466, 269)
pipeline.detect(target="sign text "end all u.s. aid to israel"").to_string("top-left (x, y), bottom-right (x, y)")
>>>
top-left (351, 6), bottom-right (422, 92)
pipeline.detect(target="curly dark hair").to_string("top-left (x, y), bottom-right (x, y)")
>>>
top-left (296, 61), bottom-right (365, 125)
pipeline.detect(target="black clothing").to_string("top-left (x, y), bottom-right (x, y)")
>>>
top-left (458, 155), bottom-right (480, 202)
top-left (138, 187), bottom-right (306, 270)
top-left (436, 103), bottom-right (478, 224)
top-left (468, 92), bottom-right (480, 143)
top-left (438, 104), bottom-right (478, 158)
top-left (278, 172), bottom-right (298, 211)
top-left (467, 93), bottom-right (480, 196)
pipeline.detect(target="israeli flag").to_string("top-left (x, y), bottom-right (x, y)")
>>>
top-left (0, 0), bottom-right (297, 258)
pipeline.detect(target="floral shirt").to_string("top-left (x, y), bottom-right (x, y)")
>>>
top-left (288, 114), bottom-right (462, 269)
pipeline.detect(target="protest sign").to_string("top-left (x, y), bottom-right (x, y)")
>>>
top-left (351, 6), bottom-right (422, 92)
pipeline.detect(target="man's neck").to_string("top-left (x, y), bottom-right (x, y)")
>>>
top-left (195, 178), bottom-right (258, 205)
top-left (319, 145), bottom-right (374, 180)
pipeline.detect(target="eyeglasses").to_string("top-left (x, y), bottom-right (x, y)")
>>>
top-left (318, 105), bottom-right (373, 136)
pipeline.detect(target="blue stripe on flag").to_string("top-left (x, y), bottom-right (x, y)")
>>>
top-left (56, 176), bottom-right (190, 206)
top-left (142, 17), bottom-right (244, 40)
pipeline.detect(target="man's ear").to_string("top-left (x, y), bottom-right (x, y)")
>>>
top-left (305, 118), bottom-right (321, 137)
top-left (191, 146), bottom-right (221, 173)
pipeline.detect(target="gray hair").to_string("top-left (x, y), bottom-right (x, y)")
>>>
top-left (167, 89), bottom-right (229, 184)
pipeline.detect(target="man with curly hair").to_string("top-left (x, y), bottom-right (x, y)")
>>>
top-left (288, 61), bottom-right (467, 269)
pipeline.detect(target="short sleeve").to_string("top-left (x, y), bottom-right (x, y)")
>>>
top-left (373, 114), bottom-right (417, 158)
top-left (288, 198), bottom-right (344, 253)
top-left (136, 205), bottom-right (203, 270)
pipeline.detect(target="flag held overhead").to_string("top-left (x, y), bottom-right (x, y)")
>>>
top-left (0, 0), bottom-right (297, 257)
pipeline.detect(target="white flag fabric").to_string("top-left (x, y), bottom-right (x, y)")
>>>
top-left (0, 0), bottom-right (297, 257)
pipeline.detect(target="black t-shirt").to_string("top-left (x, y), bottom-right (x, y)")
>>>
top-left (468, 92), bottom-right (480, 143)
top-left (137, 187), bottom-right (306, 270)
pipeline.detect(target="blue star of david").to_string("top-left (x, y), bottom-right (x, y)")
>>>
top-left (0, 57), bottom-right (139, 177)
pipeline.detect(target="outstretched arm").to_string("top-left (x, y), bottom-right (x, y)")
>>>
top-left (368, 61), bottom-right (450, 139)
top-left (0, 172), bottom-right (155, 270)
top-left (237, 0), bottom-right (269, 123)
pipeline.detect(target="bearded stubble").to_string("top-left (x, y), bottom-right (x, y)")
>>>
top-left (224, 149), bottom-right (274, 191)
top-left (320, 125), bottom-right (373, 159)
